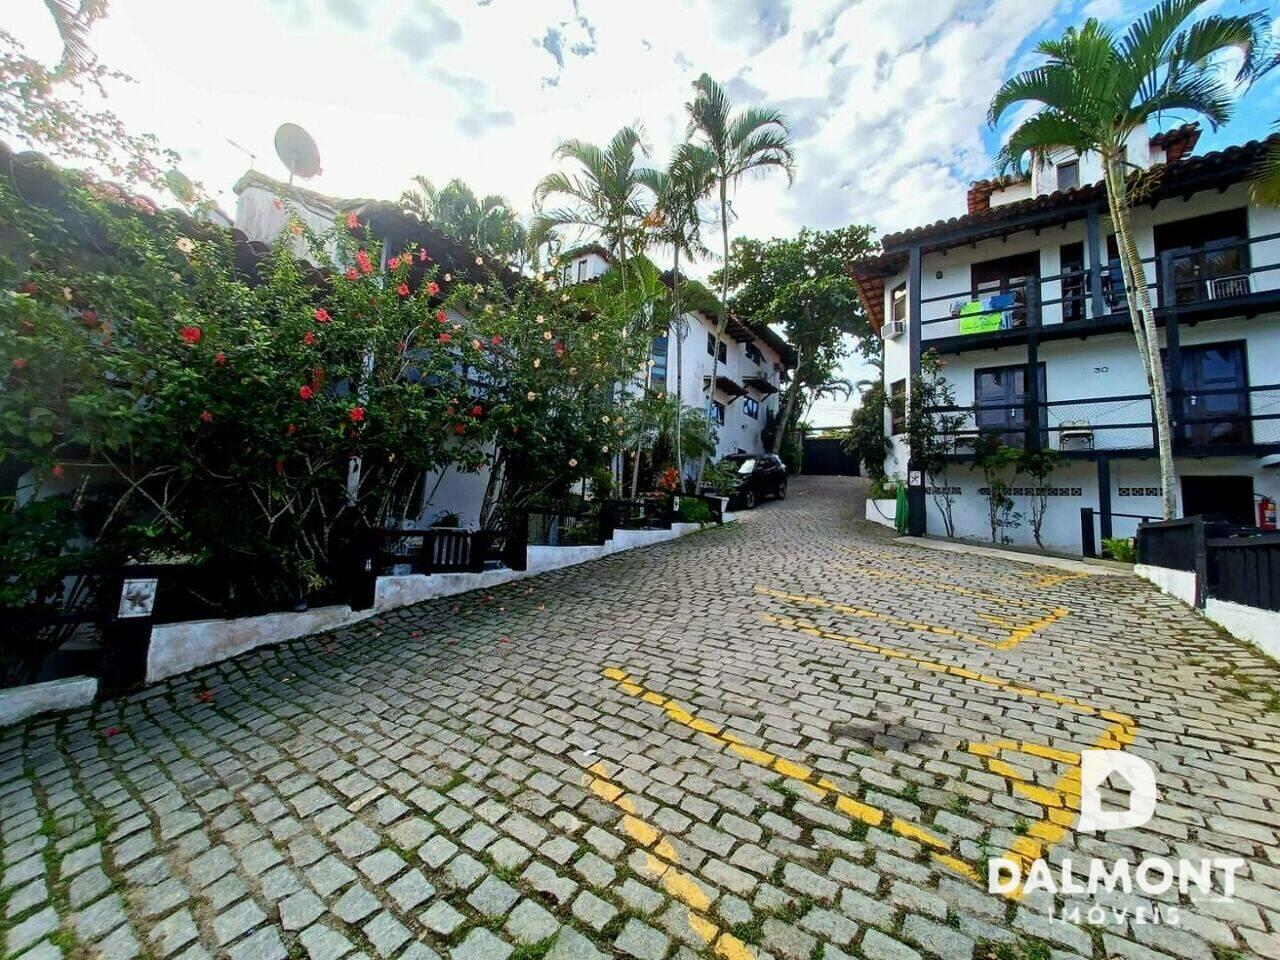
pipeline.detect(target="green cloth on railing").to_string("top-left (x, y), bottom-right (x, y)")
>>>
top-left (895, 483), bottom-right (908, 534)
top-left (957, 299), bottom-right (1003, 334)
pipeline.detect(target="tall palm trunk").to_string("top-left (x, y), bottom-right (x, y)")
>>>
top-left (771, 345), bottom-right (804, 454)
top-left (1103, 157), bottom-right (1177, 520)
top-left (672, 246), bottom-right (685, 487)
top-left (696, 177), bottom-right (732, 488)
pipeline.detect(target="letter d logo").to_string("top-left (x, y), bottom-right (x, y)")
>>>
top-left (1078, 750), bottom-right (1157, 833)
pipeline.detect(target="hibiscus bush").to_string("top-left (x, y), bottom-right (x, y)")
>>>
top-left (0, 162), bottom-right (484, 609)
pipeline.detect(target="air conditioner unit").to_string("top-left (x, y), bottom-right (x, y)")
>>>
top-left (882, 319), bottom-right (906, 340)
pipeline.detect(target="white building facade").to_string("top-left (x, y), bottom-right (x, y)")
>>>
top-left (556, 247), bottom-right (792, 465)
top-left (853, 126), bottom-right (1280, 554)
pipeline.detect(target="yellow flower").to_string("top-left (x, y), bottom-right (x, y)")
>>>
top-left (175, 237), bottom-right (194, 254)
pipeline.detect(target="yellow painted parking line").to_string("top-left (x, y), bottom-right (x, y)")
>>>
top-left (759, 610), bottom-right (1143, 898)
top-left (761, 612), bottom-right (1132, 724)
top-left (842, 563), bottom-right (1049, 611)
top-left (601, 669), bottom-right (968, 870)
top-left (583, 761), bottom-right (756, 959)
top-left (840, 546), bottom-right (1089, 591)
top-left (755, 585), bottom-right (1067, 651)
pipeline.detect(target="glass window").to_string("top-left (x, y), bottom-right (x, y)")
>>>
top-left (736, 458), bottom-right (757, 474)
top-left (890, 379), bottom-right (906, 435)
top-left (707, 331), bottom-right (716, 356)
top-left (710, 400), bottom-right (725, 426)
top-left (561, 265), bottom-right (571, 284)
top-left (1056, 160), bottom-right (1079, 192)
top-left (718, 340), bottom-right (727, 363)
top-left (891, 284), bottom-right (906, 324)
top-left (650, 336), bottom-right (668, 392)
top-left (577, 260), bottom-right (587, 282)
top-left (743, 397), bottom-right (760, 419)
top-left (745, 343), bottom-right (763, 364)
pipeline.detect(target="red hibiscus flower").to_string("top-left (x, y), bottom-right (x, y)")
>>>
top-left (470, 404), bottom-right (483, 418)
top-left (397, 283), bottom-right (410, 297)
top-left (346, 212), bottom-right (359, 229)
top-left (214, 352), bottom-right (227, 366)
top-left (490, 335), bottom-right (502, 346)
top-left (426, 281), bottom-right (440, 295)
top-left (314, 308), bottom-right (332, 323)
top-left (273, 198), bottom-right (284, 210)
top-left (302, 331), bottom-right (316, 345)
top-left (356, 250), bottom-right (374, 274)
top-left (438, 332), bottom-right (452, 344)
top-left (11, 357), bottom-right (26, 370)
top-left (454, 423), bottom-right (466, 435)
top-left (286, 423), bottom-right (297, 435)
top-left (298, 385), bottom-right (314, 400)
top-left (345, 268), bottom-right (359, 281)
top-left (81, 309), bottom-right (98, 327)
top-left (52, 464), bottom-right (64, 479)
top-left (179, 325), bottom-right (202, 344)
top-left (199, 410), bottom-right (213, 423)
top-left (389, 256), bottom-right (400, 270)
top-left (348, 406), bottom-right (365, 423)
top-left (435, 310), bottom-right (447, 324)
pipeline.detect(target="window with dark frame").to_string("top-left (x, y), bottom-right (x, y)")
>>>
top-left (577, 260), bottom-right (587, 282)
top-left (745, 343), bottom-right (763, 364)
top-left (743, 397), bottom-right (760, 419)
top-left (649, 336), bottom-right (668, 392)
top-left (718, 340), bottom-right (727, 363)
top-left (710, 399), bottom-right (725, 426)
top-left (891, 284), bottom-right (906, 325)
top-left (707, 331), bottom-right (716, 356)
top-left (1056, 160), bottom-right (1079, 192)
top-left (890, 379), bottom-right (906, 435)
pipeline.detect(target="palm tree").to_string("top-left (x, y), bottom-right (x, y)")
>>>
top-left (529, 126), bottom-right (652, 284)
top-left (638, 150), bottom-right (714, 486)
top-left (400, 176), bottom-right (527, 264)
top-left (989, 0), bottom-right (1266, 520)
top-left (42, 0), bottom-right (109, 71)
top-left (682, 74), bottom-right (794, 482)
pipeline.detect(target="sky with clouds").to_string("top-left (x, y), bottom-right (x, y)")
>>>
top-left (9, 0), bottom-right (1280, 425)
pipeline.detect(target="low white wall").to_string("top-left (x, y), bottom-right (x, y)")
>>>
top-left (147, 518), bottom-right (726, 685)
top-left (865, 499), bottom-right (897, 529)
top-left (1204, 598), bottom-right (1280, 661)
top-left (0, 677), bottom-right (97, 728)
top-left (147, 604), bottom-right (368, 683)
top-left (1135, 563), bottom-right (1198, 607)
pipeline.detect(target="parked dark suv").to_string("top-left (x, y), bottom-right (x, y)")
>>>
top-left (718, 453), bottom-right (787, 509)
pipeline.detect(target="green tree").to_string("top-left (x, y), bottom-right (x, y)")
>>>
top-left (1, 1), bottom-right (193, 197)
top-left (714, 226), bottom-right (875, 455)
top-left (529, 126), bottom-right (652, 283)
top-left (844, 381), bottom-right (889, 485)
top-left (682, 74), bottom-right (794, 478)
top-left (905, 351), bottom-right (967, 537)
top-left (988, 0), bottom-right (1267, 519)
top-left (400, 176), bottom-right (528, 267)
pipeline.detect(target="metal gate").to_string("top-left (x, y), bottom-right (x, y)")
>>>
top-left (801, 435), bottom-right (860, 476)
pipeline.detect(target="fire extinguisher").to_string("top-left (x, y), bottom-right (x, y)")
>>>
top-left (1259, 495), bottom-right (1277, 531)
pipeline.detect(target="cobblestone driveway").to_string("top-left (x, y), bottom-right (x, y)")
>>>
top-left (4, 477), bottom-right (1279, 960)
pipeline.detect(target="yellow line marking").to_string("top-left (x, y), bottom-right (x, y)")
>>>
top-left (840, 547), bottom-right (1090, 591)
top-left (755, 585), bottom-right (1067, 651)
top-left (758, 611), bottom-right (1141, 900)
top-left (601, 670), bottom-right (968, 870)
top-left (760, 612), bottom-right (1126, 723)
top-left (583, 762), bottom-right (756, 958)
top-left (842, 563), bottom-right (1048, 610)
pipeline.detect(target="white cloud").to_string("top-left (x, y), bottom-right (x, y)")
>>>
top-left (5, 0), bottom-right (1095, 422)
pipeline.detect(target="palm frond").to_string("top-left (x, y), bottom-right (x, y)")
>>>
top-left (1250, 132), bottom-right (1280, 206)
top-left (996, 113), bottom-right (1095, 175)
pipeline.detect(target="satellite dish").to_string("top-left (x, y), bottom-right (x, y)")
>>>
top-left (274, 123), bottom-right (322, 183)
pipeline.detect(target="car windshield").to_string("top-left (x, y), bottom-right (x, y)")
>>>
top-left (735, 458), bottom-right (757, 475)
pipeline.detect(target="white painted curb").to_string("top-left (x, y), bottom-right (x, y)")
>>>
top-left (0, 676), bottom-right (97, 727)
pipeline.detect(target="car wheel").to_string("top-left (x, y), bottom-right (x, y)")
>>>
top-left (776, 481), bottom-right (787, 500)
top-left (742, 489), bottom-right (757, 510)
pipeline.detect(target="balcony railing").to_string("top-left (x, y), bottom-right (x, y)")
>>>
top-left (926, 382), bottom-right (1280, 455)
top-left (917, 230), bottom-right (1280, 344)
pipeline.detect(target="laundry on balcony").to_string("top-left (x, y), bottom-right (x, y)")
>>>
top-left (951, 291), bottom-right (1021, 334)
